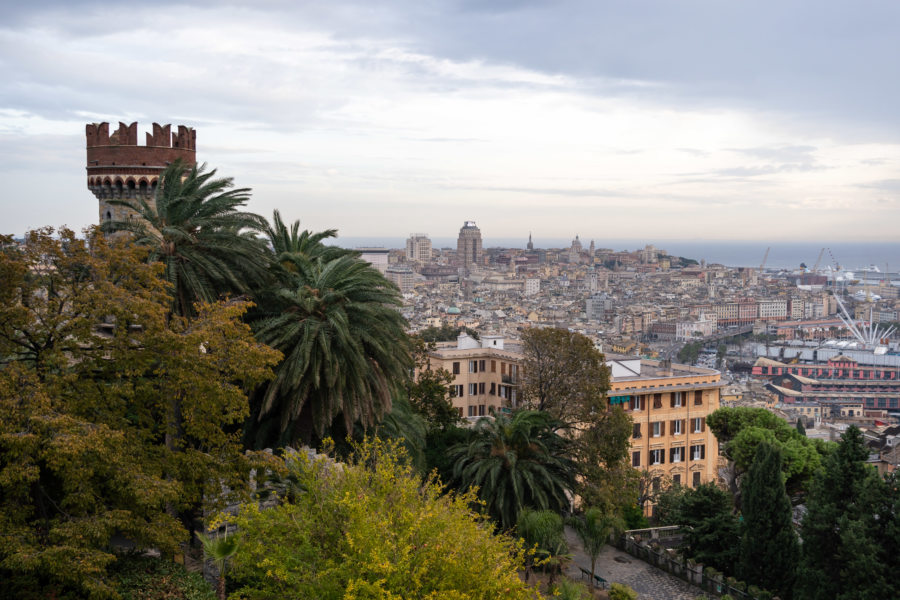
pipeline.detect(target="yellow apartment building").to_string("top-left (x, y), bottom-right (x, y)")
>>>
top-left (422, 333), bottom-right (522, 419)
top-left (607, 355), bottom-right (722, 493)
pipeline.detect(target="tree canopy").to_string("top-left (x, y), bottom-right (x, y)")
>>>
top-left (449, 409), bottom-right (576, 530)
top-left (0, 229), bottom-right (280, 598)
top-left (707, 406), bottom-right (831, 506)
top-left (226, 439), bottom-right (540, 599)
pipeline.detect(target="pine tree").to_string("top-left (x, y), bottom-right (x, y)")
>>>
top-left (795, 417), bottom-right (806, 436)
top-left (738, 443), bottom-right (799, 598)
top-left (795, 426), bottom-right (886, 600)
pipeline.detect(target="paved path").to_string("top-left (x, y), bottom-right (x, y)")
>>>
top-left (563, 527), bottom-right (702, 600)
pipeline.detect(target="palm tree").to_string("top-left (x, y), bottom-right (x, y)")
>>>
top-left (198, 531), bottom-right (239, 600)
top-left (103, 159), bottom-right (269, 317)
top-left (248, 252), bottom-right (412, 447)
top-left (449, 409), bottom-right (576, 530)
top-left (568, 506), bottom-right (621, 590)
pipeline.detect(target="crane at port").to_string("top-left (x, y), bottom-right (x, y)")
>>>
top-left (812, 247), bottom-right (825, 274)
top-left (759, 247), bottom-right (770, 273)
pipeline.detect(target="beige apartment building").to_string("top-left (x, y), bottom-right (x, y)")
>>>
top-left (423, 333), bottom-right (521, 418)
top-left (607, 356), bottom-right (722, 492)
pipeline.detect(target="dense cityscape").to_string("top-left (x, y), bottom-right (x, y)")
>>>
top-left (4, 2), bottom-right (900, 599)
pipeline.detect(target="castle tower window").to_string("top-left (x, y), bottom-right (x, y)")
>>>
top-left (105, 211), bottom-right (111, 221)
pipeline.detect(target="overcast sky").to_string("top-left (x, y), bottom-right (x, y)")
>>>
top-left (2, 0), bottom-right (900, 242)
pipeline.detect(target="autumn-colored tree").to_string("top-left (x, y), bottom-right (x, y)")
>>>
top-left (0, 229), bottom-right (280, 598)
top-left (225, 439), bottom-right (540, 599)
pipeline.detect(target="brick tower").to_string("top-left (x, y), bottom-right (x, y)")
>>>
top-left (86, 121), bottom-right (196, 223)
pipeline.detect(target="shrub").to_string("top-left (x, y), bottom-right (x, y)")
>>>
top-left (609, 582), bottom-right (638, 600)
top-left (225, 438), bottom-right (539, 599)
top-left (110, 554), bottom-right (215, 600)
top-left (551, 578), bottom-right (589, 600)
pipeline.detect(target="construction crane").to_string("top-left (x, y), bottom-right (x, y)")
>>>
top-left (759, 247), bottom-right (770, 273)
top-left (812, 247), bottom-right (825, 274)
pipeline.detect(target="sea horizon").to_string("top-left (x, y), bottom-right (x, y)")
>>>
top-left (328, 237), bottom-right (900, 272)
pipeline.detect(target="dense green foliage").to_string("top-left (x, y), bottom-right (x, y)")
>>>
top-left (517, 509), bottom-right (568, 583)
top-left (707, 407), bottom-right (830, 505)
top-left (657, 483), bottom-right (739, 573)
top-left (518, 328), bottom-right (634, 514)
top-left (450, 410), bottom-right (576, 530)
top-left (795, 426), bottom-right (900, 600)
top-left (0, 229), bottom-right (279, 598)
top-left (677, 341), bottom-right (703, 365)
top-left (737, 443), bottom-right (798, 599)
top-left (103, 160), bottom-right (269, 318)
top-left (407, 337), bottom-right (459, 431)
top-left (226, 439), bottom-right (540, 599)
top-left (109, 554), bottom-right (216, 600)
top-left (247, 212), bottom-right (412, 447)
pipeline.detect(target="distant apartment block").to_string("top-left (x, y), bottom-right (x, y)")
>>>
top-left (356, 247), bottom-right (390, 274)
top-left (607, 357), bottom-right (722, 499)
top-left (421, 333), bottom-right (521, 419)
top-left (385, 264), bottom-right (415, 293)
top-left (406, 233), bottom-right (432, 263)
top-left (524, 278), bottom-right (540, 296)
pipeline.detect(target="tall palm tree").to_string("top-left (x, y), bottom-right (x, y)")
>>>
top-left (248, 251), bottom-right (412, 447)
top-left (449, 409), bottom-right (576, 530)
top-left (568, 506), bottom-right (621, 590)
top-left (103, 159), bottom-right (269, 317)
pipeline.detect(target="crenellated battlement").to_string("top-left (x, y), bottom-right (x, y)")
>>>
top-left (86, 121), bottom-right (196, 150)
top-left (86, 120), bottom-right (198, 224)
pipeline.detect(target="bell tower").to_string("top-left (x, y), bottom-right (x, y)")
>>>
top-left (86, 121), bottom-right (197, 223)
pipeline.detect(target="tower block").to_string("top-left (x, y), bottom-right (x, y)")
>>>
top-left (86, 121), bottom-right (196, 223)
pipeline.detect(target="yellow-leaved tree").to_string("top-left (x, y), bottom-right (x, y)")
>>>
top-left (0, 228), bottom-right (281, 598)
top-left (225, 438), bottom-right (540, 599)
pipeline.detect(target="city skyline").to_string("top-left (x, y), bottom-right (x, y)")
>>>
top-left (3, 1), bottom-right (900, 240)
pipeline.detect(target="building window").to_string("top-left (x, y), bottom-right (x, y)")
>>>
top-left (632, 423), bottom-right (642, 439)
top-left (631, 396), bottom-right (644, 411)
top-left (491, 360), bottom-right (496, 372)
top-left (469, 360), bottom-right (478, 373)
top-left (501, 362), bottom-right (506, 375)
top-left (478, 404), bottom-right (485, 416)
top-left (453, 384), bottom-right (464, 397)
top-left (652, 421), bottom-right (664, 437)
top-left (653, 393), bottom-right (663, 409)
top-left (457, 407), bottom-right (463, 418)
top-left (671, 419), bottom-right (683, 435)
top-left (479, 359), bottom-right (486, 372)
top-left (632, 451), bottom-right (641, 467)
top-left (468, 405), bottom-right (476, 417)
top-left (652, 477), bottom-right (661, 493)
top-left (691, 444), bottom-right (705, 460)
top-left (479, 382), bottom-right (485, 395)
top-left (670, 447), bottom-right (684, 463)
top-left (673, 474), bottom-right (681, 485)
top-left (452, 362), bottom-right (460, 375)
top-left (671, 392), bottom-right (683, 408)
top-left (490, 382), bottom-right (496, 395)
top-left (693, 471), bottom-right (701, 487)
top-left (694, 391), bottom-right (703, 405)
top-left (650, 449), bottom-right (665, 465)
top-left (692, 417), bottom-right (704, 433)
top-left (469, 383), bottom-right (477, 396)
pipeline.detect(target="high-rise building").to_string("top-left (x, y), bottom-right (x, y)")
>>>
top-left (86, 121), bottom-right (196, 224)
top-left (526, 232), bottom-right (534, 252)
top-left (457, 221), bottom-right (482, 270)
top-left (405, 233), bottom-right (432, 263)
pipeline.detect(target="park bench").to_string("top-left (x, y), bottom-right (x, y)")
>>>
top-left (578, 566), bottom-right (609, 589)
